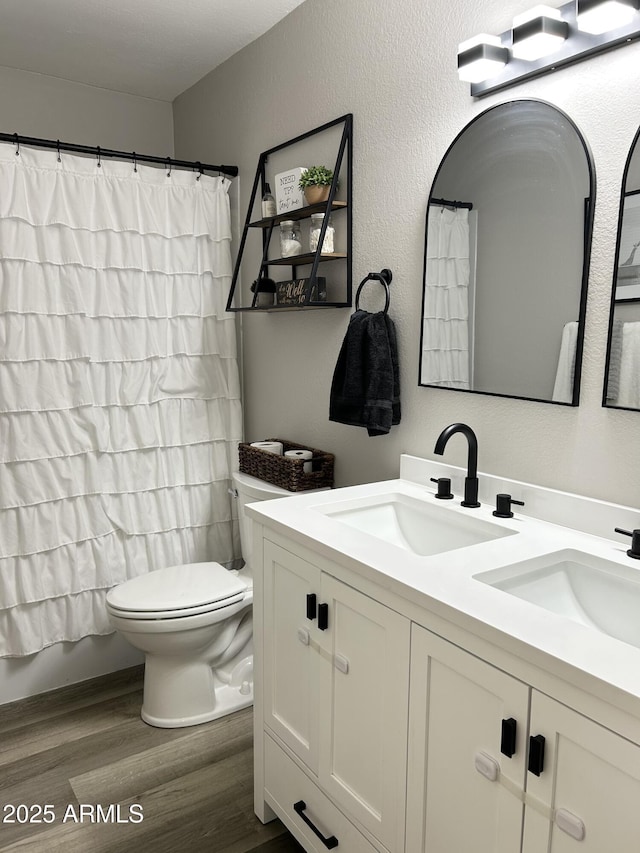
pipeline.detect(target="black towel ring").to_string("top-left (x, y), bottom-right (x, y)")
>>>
top-left (354, 268), bottom-right (393, 314)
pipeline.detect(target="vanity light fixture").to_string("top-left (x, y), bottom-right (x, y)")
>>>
top-left (576, 0), bottom-right (640, 34)
top-left (457, 34), bottom-right (509, 83)
top-left (512, 5), bottom-right (569, 59)
top-left (463, 0), bottom-right (640, 96)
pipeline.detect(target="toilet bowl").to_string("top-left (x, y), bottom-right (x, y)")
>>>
top-left (106, 470), bottom-right (310, 728)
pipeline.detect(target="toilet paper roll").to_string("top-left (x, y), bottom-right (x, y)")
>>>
top-left (250, 441), bottom-right (283, 455)
top-left (285, 448), bottom-right (313, 474)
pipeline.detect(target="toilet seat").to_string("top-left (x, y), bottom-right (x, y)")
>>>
top-left (106, 561), bottom-right (248, 621)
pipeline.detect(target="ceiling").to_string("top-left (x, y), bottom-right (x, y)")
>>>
top-left (0, 0), bottom-right (307, 102)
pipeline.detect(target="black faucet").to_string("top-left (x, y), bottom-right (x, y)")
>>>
top-left (433, 423), bottom-right (480, 507)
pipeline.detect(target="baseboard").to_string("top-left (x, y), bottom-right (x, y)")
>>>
top-left (0, 664), bottom-right (144, 730)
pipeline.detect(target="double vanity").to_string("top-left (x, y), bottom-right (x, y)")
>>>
top-left (248, 451), bottom-right (640, 852)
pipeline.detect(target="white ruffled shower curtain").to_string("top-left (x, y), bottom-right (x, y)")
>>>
top-left (421, 206), bottom-right (470, 388)
top-left (0, 145), bottom-right (242, 657)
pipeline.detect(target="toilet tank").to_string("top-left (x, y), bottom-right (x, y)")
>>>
top-left (231, 472), bottom-right (295, 569)
top-left (231, 472), bottom-right (329, 569)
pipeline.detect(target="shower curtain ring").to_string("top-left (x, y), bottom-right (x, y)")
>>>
top-left (196, 161), bottom-right (202, 181)
top-left (56, 140), bottom-right (61, 162)
top-left (132, 151), bottom-right (137, 173)
top-left (166, 157), bottom-right (172, 178)
top-left (14, 133), bottom-right (19, 156)
top-left (96, 146), bottom-right (102, 168)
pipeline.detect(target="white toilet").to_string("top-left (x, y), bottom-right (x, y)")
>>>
top-left (106, 471), bottom-right (296, 728)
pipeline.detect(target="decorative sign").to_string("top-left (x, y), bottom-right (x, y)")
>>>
top-left (275, 167), bottom-right (307, 215)
top-left (276, 277), bottom-right (327, 306)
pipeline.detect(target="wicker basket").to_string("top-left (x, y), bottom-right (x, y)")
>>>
top-left (238, 439), bottom-right (334, 492)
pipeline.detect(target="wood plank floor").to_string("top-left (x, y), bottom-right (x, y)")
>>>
top-left (0, 666), bottom-right (303, 853)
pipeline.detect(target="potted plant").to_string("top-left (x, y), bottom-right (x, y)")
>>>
top-left (298, 165), bottom-right (337, 205)
top-left (250, 276), bottom-right (276, 308)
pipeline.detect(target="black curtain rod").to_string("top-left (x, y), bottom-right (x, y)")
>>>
top-left (430, 197), bottom-right (473, 210)
top-left (0, 132), bottom-right (238, 178)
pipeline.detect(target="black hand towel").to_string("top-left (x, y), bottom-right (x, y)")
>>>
top-left (385, 312), bottom-right (401, 428)
top-left (329, 309), bottom-right (401, 436)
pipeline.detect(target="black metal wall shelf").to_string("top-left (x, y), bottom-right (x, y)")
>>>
top-left (226, 114), bottom-right (353, 312)
top-left (249, 201), bottom-right (348, 229)
top-left (232, 303), bottom-right (346, 313)
top-left (267, 252), bottom-right (347, 268)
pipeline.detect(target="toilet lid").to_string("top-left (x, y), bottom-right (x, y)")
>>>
top-left (106, 562), bottom-right (247, 616)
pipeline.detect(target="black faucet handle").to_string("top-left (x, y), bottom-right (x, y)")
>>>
top-left (430, 477), bottom-right (454, 500)
top-left (493, 493), bottom-right (525, 518)
top-left (614, 527), bottom-right (640, 560)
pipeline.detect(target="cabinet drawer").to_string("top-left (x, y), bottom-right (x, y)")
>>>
top-left (264, 734), bottom-right (380, 853)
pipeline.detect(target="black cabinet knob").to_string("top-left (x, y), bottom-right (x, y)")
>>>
top-left (306, 593), bottom-right (317, 620)
top-left (318, 603), bottom-right (329, 631)
top-left (500, 717), bottom-right (517, 758)
top-left (528, 734), bottom-right (546, 776)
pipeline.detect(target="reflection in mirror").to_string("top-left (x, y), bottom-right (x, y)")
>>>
top-left (419, 100), bottom-right (594, 405)
top-left (603, 126), bottom-right (640, 410)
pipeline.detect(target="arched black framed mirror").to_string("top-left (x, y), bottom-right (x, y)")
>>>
top-left (603, 126), bottom-right (640, 411)
top-left (419, 99), bottom-right (594, 405)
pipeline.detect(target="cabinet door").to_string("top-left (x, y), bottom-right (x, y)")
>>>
top-left (317, 574), bottom-right (410, 852)
top-left (407, 625), bottom-right (530, 853)
top-left (263, 540), bottom-right (322, 773)
top-left (523, 691), bottom-right (640, 853)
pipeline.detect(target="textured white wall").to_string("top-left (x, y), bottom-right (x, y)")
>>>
top-left (0, 65), bottom-right (173, 153)
top-left (173, 0), bottom-right (640, 508)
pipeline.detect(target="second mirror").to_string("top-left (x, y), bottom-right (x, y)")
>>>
top-left (603, 123), bottom-right (640, 411)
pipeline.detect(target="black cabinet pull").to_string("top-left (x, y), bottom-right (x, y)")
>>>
top-left (528, 734), bottom-right (546, 776)
top-left (318, 602), bottom-right (329, 631)
top-left (293, 800), bottom-right (338, 849)
top-left (501, 717), bottom-right (517, 758)
top-left (306, 593), bottom-right (317, 620)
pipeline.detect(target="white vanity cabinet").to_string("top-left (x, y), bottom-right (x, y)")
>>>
top-left (252, 461), bottom-right (640, 853)
top-left (522, 691), bottom-right (640, 852)
top-left (407, 624), bottom-right (640, 853)
top-left (262, 539), bottom-right (322, 772)
top-left (406, 625), bottom-right (530, 853)
top-left (261, 538), bottom-right (410, 852)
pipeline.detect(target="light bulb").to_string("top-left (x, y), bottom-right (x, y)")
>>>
top-left (457, 34), bottom-right (509, 83)
top-left (512, 5), bottom-right (569, 60)
top-left (577, 0), bottom-right (639, 34)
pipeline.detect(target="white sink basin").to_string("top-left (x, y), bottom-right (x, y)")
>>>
top-left (475, 549), bottom-right (640, 649)
top-left (316, 492), bottom-right (515, 557)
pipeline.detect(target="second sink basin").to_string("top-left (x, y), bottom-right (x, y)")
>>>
top-left (317, 492), bottom-right (515, 556)
top-left (475, 549), bottom-right (640, 649)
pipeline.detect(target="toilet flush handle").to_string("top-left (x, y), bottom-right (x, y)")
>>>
top-left (228, 487), bottom-right (239, 499)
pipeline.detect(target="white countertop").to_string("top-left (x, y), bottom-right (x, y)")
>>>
top-left (246, 455), bottom-right (640, 716)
